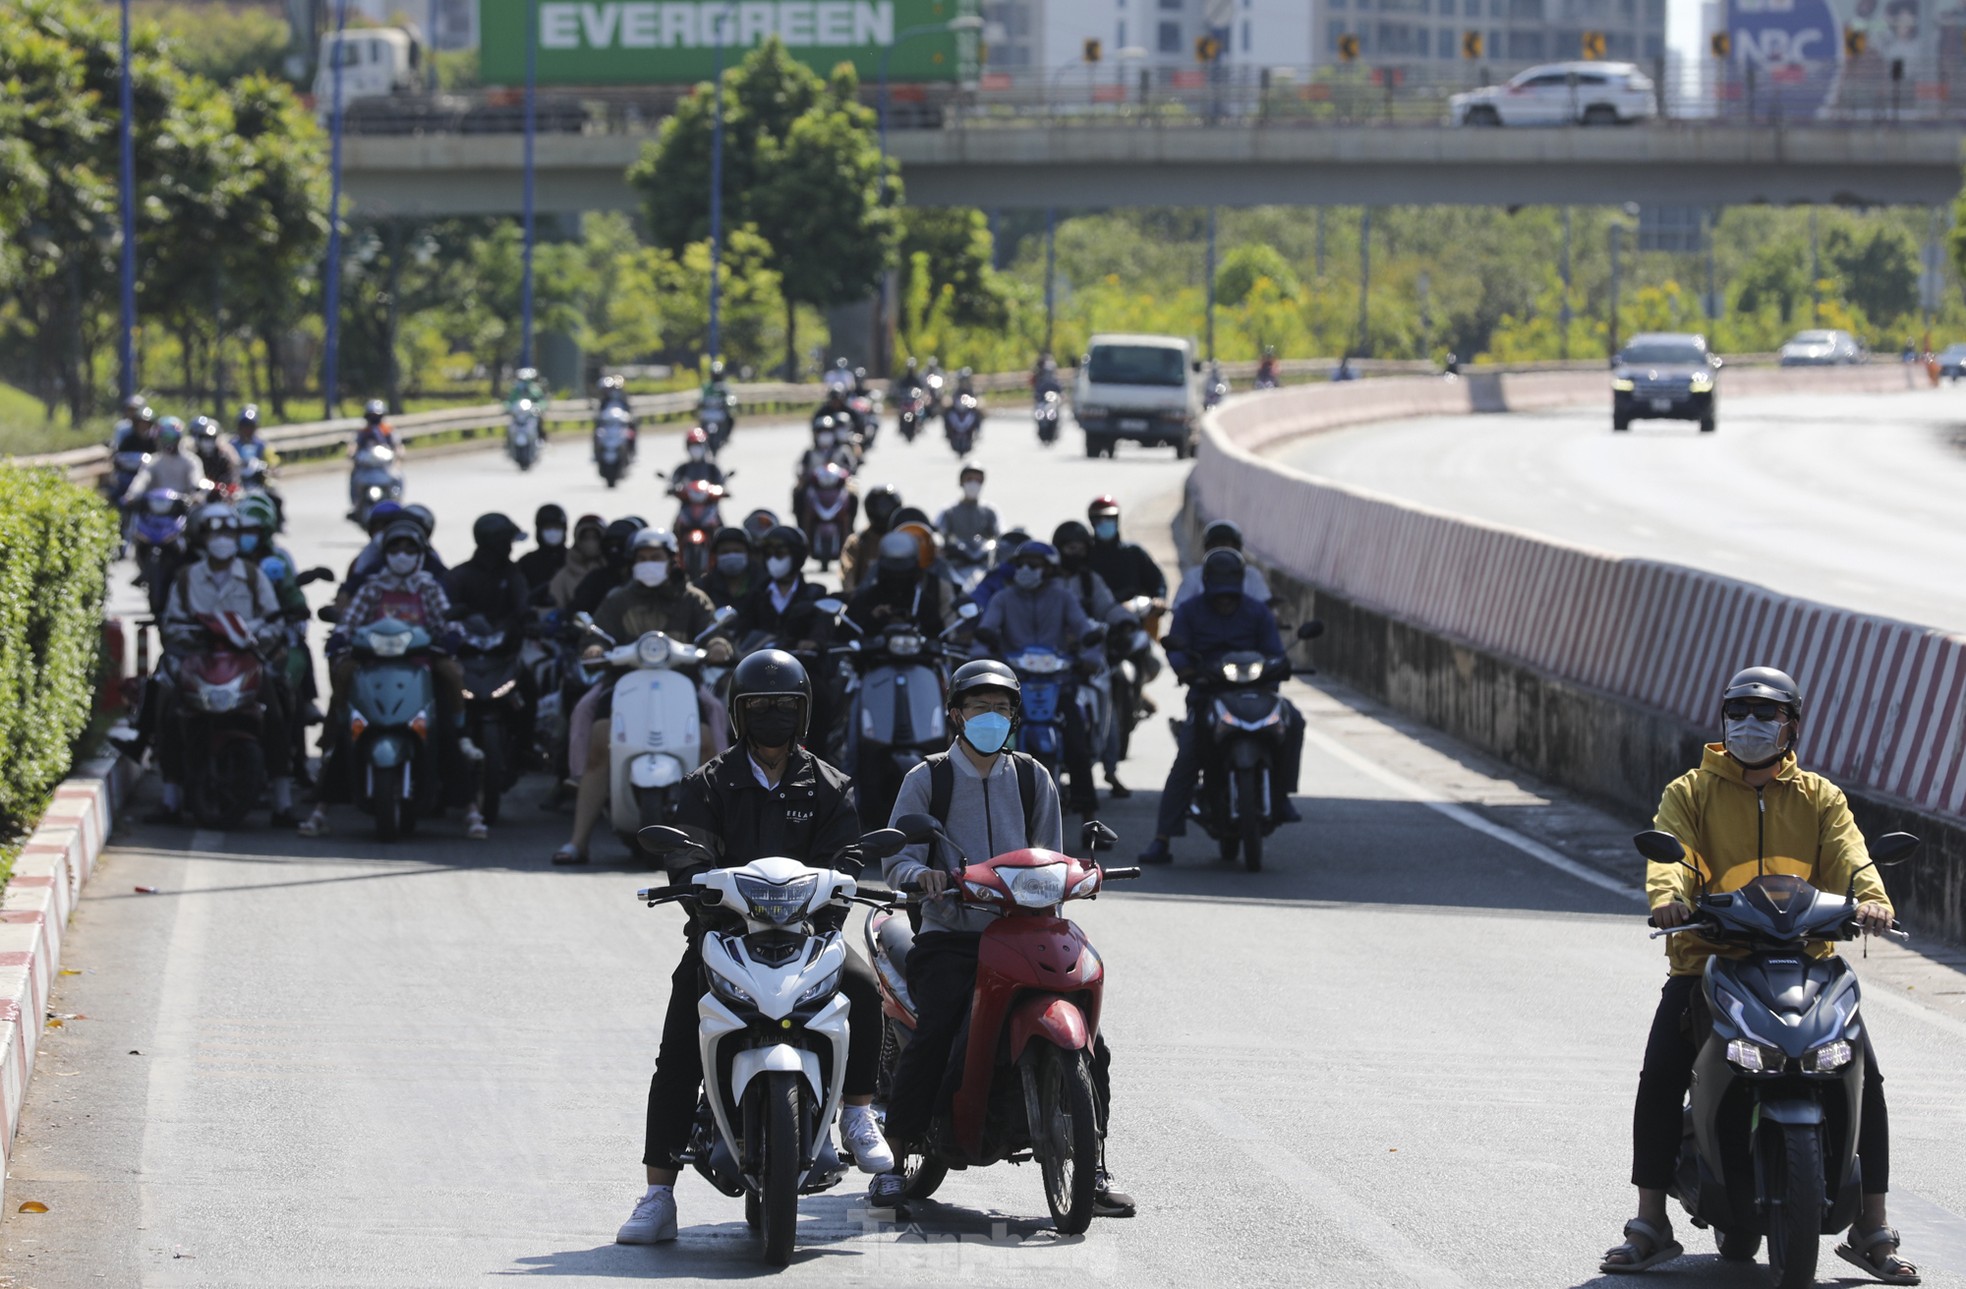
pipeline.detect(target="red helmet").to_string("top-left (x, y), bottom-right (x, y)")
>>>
top-left (1088, 494), bottom-right (1121, 522)
top-left (686, 425), bottom-right (709, 447)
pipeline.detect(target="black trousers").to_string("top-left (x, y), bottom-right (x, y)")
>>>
top-left (1631, 973), bottom-right (1889, 1193)
top-left (643, 935), bottom-right (884, 1170)
top-left (884, 931), bottom-right (1113, 1149)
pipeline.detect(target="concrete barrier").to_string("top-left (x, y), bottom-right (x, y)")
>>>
top-left (1186, 363), bottom-right (1963, 942)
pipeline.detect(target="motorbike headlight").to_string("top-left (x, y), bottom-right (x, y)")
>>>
top-left (796, 966), bottom-right (843, 1007)
top-left (1611, 378), bottom-right (1635, 392)
top-left (1725, 1038), bottom-right (1785, 1074)
top-left (1802, 1039), bottom-right (1853, 1074)
top-left (367, 631), bottom-right (410, 658)
top-left (1222, 661), bottom-right (1264, 683)
top-left (887, 633), bottom-right (922, 657)
top-left (1688, 372), bottom-right (1714, 393)
top-left (734, 872), bottom-right (819, 926)
top-left (708, 968), bottom-right (755, 1006)
top-left (636, 633), bottom-right (672, 668)
top-left (1005, 863), bottom-right (1068, 910)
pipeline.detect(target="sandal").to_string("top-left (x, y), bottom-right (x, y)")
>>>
top-left (464, 808), bottom-right (488, 841)
top-left (1837, 1225), bottom-right (1921, 1285)
top-left (1601, 1218), bottom-right (1683, 1274)
top-left (550, 843), bottom-right (588, 866)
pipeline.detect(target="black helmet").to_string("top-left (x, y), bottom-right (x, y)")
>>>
top-left (1202, 548), bottom-right (1247, 594)
top-left (948, 658), bottom-right (1022, 711)
top-left (472, 512), bottom-right (525, 548)
top-left (602, 516), bottom-right (642, 559)
top-left (876, 530), bottom-right (920, 575)
top-left (760, 524), bottom-right (808, 569)
top-left (1722, 666), bottom-right (1802, 718)
top-left (379, 518), bottom-right (428, 554)
top-left (535, 503), bottom-right (567, 532)
top-left (712, 523), bottom-right (753, 551)
top-left (1202, 519), bottom-right (1244, 551)
top-left (889, 505), bottom-right (934, 533)
top-left (727, 649), bottom-right (813, 744)
top-left (864, 484), bottom-right (903, 531)
top-left (742, 509), bottom-right (780, 543)
top-left (235, 404), bottom-right (260, 431)
top-left (363, 398), bottom-right (387, 423)
top-left (1052, 520), bottom-right (1092, 550)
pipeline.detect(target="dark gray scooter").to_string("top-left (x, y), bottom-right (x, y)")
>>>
top-left (1635, 828), bottom-right (1918, 1289)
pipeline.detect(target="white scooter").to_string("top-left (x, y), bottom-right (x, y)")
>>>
top-left (507, 400), bottom-right (541, 471)
top-left (635, 821), bottom-right (920, 1267)
top-left (576, 605), bottom-right (736, 842)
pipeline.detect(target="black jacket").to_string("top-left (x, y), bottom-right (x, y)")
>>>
top-left (672, 744), bottom-right (864, 878)
top-left (516, 545), bottom-right (565, 600)
top-left (444, 553), bottom-right (530, 639)
top-left (734, 576), bottom-right (830, 643)
top-left (1087, 539), bottom-right (1166, 602)
top-left (846, 571), bottom-right (944, 637)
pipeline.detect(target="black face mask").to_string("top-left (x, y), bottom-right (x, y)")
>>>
top-left (1209, 593), bottom-right (1241, 617)
top-left (745, 709), bottom-right (801, 749)
top-left (477, 539), bottom-right (513, 565)
top-left (877, 566), bottom-right (916, 593)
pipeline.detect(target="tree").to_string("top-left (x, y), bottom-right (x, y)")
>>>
top-left (898, 209), bottom-right (1009, 331)
top-left (1215, 243), bottom-right (1301, 308)
top-left (1826, 224), bottom-right (1917, 325)
top-left (1733, 241), bottom-right (1809, 323)
top-left (143, 1), bottom-right (290, 83)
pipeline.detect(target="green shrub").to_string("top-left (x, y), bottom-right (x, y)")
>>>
top-left (0, 467), bottom-right (119, 840)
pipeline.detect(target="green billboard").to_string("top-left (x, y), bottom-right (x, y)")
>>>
top-left (479, 0), bottom-right (979, 86)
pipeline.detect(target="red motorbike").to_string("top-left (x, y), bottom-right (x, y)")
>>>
top-left (798, 461), bottom-right (856, 571)
top-left (171, 612), bottom-right (270, 828)
top-left (866, 817), bottom-right (1135, 1233)
top-left (670, 477), bottom-right (728, 580)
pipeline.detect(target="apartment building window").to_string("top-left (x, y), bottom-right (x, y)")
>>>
top-left (1158, 19), bottom-right (1182, 51)
top-left (1508, 30), bottom-right (1545, 57)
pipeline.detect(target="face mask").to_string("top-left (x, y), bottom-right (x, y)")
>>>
top-left (715, 551), bottom-right (749, 577)
top-left (745, 708), bottom-right (801, 749)
top-left (577, 535), bottom-right (602, 557)
top-left (386, 551), bottom-right (421, 577)
top-left (240, 533), bottom-right (260, 554)
top-left (480, 540), bottom-right (513, 563)
top-left (206, 536), bottom-right (238, 562)
top-left (631, 560), bottom-right (667, 587)
top-left (540, 528), bottom-right (565, 546)
top-left (766, 554), bottom-right (796, 580)
top-left (959, 711), bottom-right (1013, 757)
top-left (817, 432), bottom-right (836, 449)
top-left (688, 446), bottom-right (707, 462)
top-left (1014, 565), bottom-right (1045, 590)
top-left (1723, 716), bottom-right (1788, 768)
top-left (962, 481), bottom-right (982, 501)
top-left (1093, 519), bottom-right (1119, 542)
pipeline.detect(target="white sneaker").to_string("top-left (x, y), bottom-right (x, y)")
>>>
top-left (840, 1106), bottom-right (895, 1174)
top-left (457, 737), bottom-right (484, 763)
top-left (615, 1188), bottom-right (677, 1244)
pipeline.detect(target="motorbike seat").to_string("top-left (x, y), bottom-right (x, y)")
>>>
top-left (877, 911), bottom-right (916, 974)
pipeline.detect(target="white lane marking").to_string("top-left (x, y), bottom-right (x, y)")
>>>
top-left (1199, 1101), bottom-right (1467, 1289)
top-left (1301, 724), bottom-right (1645, 902)
top-left (139, 848), bottom-right (211, 1267)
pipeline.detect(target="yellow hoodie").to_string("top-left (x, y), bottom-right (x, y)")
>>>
top-left (1649, 744), bottom-right (1893, 977)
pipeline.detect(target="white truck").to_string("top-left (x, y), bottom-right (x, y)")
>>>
top-left (1072, 333), bottom-right (1203, 459)
top-left (312, 27), bottom-right (423, 109)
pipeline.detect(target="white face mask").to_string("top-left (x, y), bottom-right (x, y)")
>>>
top-left (386, 551), bottom-right (421, 577)
top-left (631, 560), bottom-right (668, 586)
top-left (766, 554), bottom-right (796, 580)
top-left (962, 481), bottom-right (982, 501)
top-left (816, 432), bottom-right (836, 449)
top-left (1014, 565), bottom-right (1045, 590)
top-left (1723, 716), bottom-right (1789, 768)
top-left (205, 536), bottom-right (238, 562)
top-left (540, 528), bottom-right (565, 546)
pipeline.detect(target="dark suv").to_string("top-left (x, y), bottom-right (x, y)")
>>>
top-left (1612, 332), bottom-right (1720, 433)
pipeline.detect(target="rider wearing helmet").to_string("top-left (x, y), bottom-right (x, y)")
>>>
top-left (190, 415), bottom-right (243, 488)
top-left (122, 415), bottom-right (208, 503)
top-left (1137, 549), bottom-right (1302, 865)
top-left (615, 649), bottom-right (894, 1246)
top-left (1085, 496), bottom-right (1166, 603)
top-left (1600, 667), bottom-right (1914, 1281)
top-left (445, 512), bottom-right (532, 642)
top-left (517, 503), bottom-right (569, 596)
top-left (566, 516), bottom-right (646, 616)
top-left (546, 513), bottom-right (606, 610)
top-left (507, 365), bottom-right (546, 413)
top-left (696, 524), bottom-right (758, 608)
top-left (1173, 519), bottom-right (1272, 606)
top-left (893, 355), bottom-right (925, 402)
top-left (975, 540), bottom-right (1102, 817)
top-left (937, 464), bottom-right (998, 546)
top-left (870, 658), bottom-right (1135, 1217)
top-left (845, 529), bottom-right (945, 638)
top-left (671, 425), bottom-right (726, 488)
top-left (840, 484), bottom-right (904, 591)
top-left (355, 398), bottom-right (397, 451)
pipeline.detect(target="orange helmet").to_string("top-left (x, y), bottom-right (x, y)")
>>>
top-left (893, 520), bottom-right (938, 569)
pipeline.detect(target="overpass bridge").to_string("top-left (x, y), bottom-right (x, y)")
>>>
top-left (341, 122), bottom-right (1966, 217)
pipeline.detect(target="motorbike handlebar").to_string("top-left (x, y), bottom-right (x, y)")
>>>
top-left (1101, 866), bottom-right (1143, 881)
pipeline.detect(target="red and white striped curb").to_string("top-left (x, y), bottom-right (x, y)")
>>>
top-left (1196, 366), bottom-right (1963, 820)
top-left (0, 755), bottom-right (133, 1212)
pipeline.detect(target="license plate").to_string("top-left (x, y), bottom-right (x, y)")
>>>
top-left (1649, 398), bottom-right (1672, 412)
top-left (1119, 418), bottom-right (1149, 431)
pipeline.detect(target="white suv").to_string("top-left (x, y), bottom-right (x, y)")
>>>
top-left (1450, 62), bottom-right (1657, 127)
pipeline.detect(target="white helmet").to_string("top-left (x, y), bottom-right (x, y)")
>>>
top-left (630, 527), bottom-right (679, 556)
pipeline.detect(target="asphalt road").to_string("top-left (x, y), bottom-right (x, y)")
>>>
top-left (6, 408), bottom-right (1966, 1287)
top-left (1278, 387), bottom-right (1966, 633)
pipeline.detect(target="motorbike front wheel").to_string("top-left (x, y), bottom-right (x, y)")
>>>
top-left (1028, 1043), bottom-right (1098, 1235)
top-left (479, 721), bottom-right (507, 826)
top-left (756, 1071), bottom-right (802, 1267)
top-left (1236, 765), bottom-right (1265, 872)
top-left (373, 764), bottom-right (404, 842)
top-left (1764, 1122), bottom-right (1825, 1289)
top-left (1717, 1227), bottom-right (1762, 1261)
top-left (197, 736), bottom-right (264, 830)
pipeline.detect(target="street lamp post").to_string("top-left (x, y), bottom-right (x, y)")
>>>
top-left (117, 0), bottom-right (137, 402)
top-left (520, 0), bottom-right (537, 371)
top-left (1205, 206), bottom-right (1217, 361)
top-left (1043, 205), bottom-right (1057, 355)
top-left (707, 3), bottom-right (730, 366)
top-left (321, 0), bottom-right (352, 417)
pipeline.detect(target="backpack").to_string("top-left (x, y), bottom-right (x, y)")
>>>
top-left (924, 750), bottom-right (1040, 849)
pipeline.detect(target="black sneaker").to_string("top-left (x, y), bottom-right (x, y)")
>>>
top-left (1104, 771), bottom-right (1132, 799)
top-left (1137, 839), bottom-right (1172, 865)
top-left (1094, 1169), bottom-right (1136, 1218)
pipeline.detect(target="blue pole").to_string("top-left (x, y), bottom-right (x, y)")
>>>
top-left (117, 0), bottom-right (137, 402)
top-left (520, 0), bottom-right (538, 370)
top-left (1205, 205), bottom-right (1217, 361)
top-left (708, 4), bottom-right (726, 364)
top-left (321, 0), bottom-right (351, 418)
top-left (1043, 206), bottom-right (1056, 354)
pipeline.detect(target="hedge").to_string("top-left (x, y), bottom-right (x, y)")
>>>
top-left (0, 467), bottom-right (119, 845)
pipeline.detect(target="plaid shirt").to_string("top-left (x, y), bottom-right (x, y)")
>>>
top-left (336, 570), bottom-right (452, 643)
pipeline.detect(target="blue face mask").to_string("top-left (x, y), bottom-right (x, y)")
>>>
top-left (959, 711), bottom-right (1013, 756)
top-left (240, 533), bottom-right (260, 553)
top-left (1093, 519), bottom-right (1119, 542)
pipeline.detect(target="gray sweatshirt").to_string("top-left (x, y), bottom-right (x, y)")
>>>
top-left (883, 741), bottom-right (1065, 934)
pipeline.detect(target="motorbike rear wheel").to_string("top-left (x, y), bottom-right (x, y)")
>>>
top-left (1236, 766), bottom-right (1265, 872)
top-left (1764, 1122), bottom-right (1825, 1289)
top-left (1029, 1043), bottom-right (1099, 1235)
top-left (756, 1071), bottom-right (802, 1267)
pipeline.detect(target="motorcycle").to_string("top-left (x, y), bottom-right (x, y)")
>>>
top-left (457, 622), bottom-right (527, 826)
top-left (944, 536), bottom-right (996, 596)
top-left (1185, 621), bottom-right (1321, 871)
top-left (345, 615), bottom-right (448, 841)
top-left (130, 488), bottom-right (192, 617)
top-left (847, 389), bottom-right (882, 450)
top-left (698, 393), bottom-right (736, 452)
top-left (799, 462), bottom-right (854, 572)
top-left (579, 604), bottom-right (736, 846)
top-left (348, 444), bottom-right (403, 528)
top-left (868, 814), bottom-right (1138, 1233)
top-left (1636, 828), bottom-right (1918, 1289)
top-left (896, 390), bottom-right (927, 443)
top-left (832, 602), bottom-right (978, 831)
top-left (922, 371), bottom-right (946, 419)
top-left (170, 613), bottom-right (270, 829)
top-left (1253, 363), bottom-right (1280, 391)
top-left (943, 392), bottom-right (982, 456)
top-left (670, 477), bottom-right (729, 582)
top-left (1033, 389), bottom-right (1062, 445)
top-left (1106, 596), bottom-right (1163, 765)
top-left (593, 413), bottom-right (632, 488)
top-left (507, 400), bottom-right (542, 471)
top-left (1203, 368), bottom-right (1230, 409)
top-left (635, 822), bottom-right (919, 1266)
top-left (1002, 627), bottom-right (1103, 783)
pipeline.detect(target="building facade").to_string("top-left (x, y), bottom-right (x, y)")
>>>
top-left (982, 0), bottom-right (1315, 75)
top-left (1315, 0), bottom-right (1668, 73)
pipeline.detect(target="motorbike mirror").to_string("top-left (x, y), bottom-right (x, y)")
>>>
top-left (856, 828), bottom-right (910, 861)
top-left (1296, 620), bottom-right (1325, 640)
top-left (1870, 832), bottom-right (1920, 866)
top-left (957, 602), bottom-right (980, 622)
top-left (1633, 830), bottom-right (1689, 867)
top-left (316, 605), bottom-right (341, 624)
top-left (635, 825), bottom-right (696, 856)
top-left (892, 812), bottom-right (940, 845)
top-left (1191, 359), bottom-right (1203, 373)
top-left (1080, 820), bottom-right (1118, 853)
top-left (712, 605), bottom-right (738, 626)
top-left (813, 597), bottom-right (844, 615)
